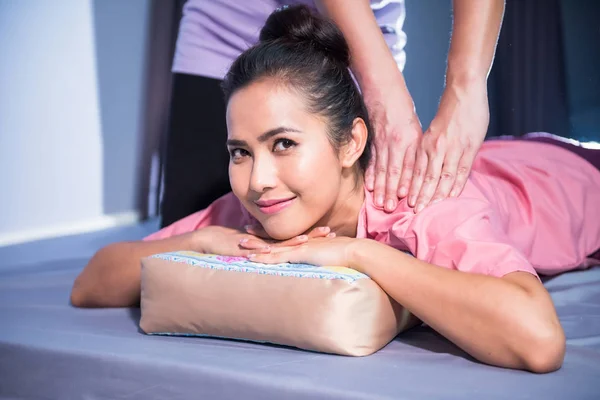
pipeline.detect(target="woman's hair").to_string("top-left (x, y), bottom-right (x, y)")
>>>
top-left (222, 5), bottom-right (373, 173)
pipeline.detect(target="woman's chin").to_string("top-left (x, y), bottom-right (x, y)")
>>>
top-left (262, 223), bottom-right (306, 241)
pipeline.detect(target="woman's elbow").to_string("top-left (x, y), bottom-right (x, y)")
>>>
top-left (70, 270), bottom-right (96, 307)
top-left (521, 320), bottom-right (566, 373)
top-left (70, 285), bottom-right (86, 307)
top-left (69, 246), bottom-right (110, 308)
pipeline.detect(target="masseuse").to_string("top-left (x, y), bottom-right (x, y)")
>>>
top-left (161, 0), bottom-right (505, 226)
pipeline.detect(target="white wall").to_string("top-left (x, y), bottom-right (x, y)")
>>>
top-left (0, 0), bottom-right (150, 246)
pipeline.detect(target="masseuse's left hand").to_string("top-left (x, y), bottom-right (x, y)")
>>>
top-left (408, 81), bottom-right (489, 213)
top-left (246, 236), bottom-right (357, 269)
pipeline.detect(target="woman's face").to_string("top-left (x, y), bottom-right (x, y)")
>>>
top-left (226, 79), bottom-right (347, 240)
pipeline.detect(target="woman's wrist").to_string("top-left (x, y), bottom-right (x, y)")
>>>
top-left (187, 229), bottom-right (210, 253)
top-left (347, 238), bottom-right (382, 274)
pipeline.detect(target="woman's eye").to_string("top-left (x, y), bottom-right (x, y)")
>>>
top-left (229, 148), bottom-right (249, 159)
top-left (273, 139), bottom-right (296, 152)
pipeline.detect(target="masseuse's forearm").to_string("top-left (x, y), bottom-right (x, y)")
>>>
top-left (70, 233), bottom-right (198, 308)
top-left (350, 239), bottom-right (564, 373)
top-left (314, 0), bottom-right (410, 98)
top-left (446, 0), bottom-right (505, 86)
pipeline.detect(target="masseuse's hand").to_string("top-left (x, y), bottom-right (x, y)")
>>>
top-left (363, 84), bottom-right (423, 213)
top-left (247, 236), bottom-right (357, 269)
top-left (408, 81), bottom-right (489, 213)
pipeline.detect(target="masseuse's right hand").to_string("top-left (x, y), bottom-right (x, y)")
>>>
top-left (196, 225), bottom-right (332, 258)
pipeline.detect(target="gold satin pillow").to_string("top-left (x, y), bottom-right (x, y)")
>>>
top-left (140, 251), bottom-right (411, 356)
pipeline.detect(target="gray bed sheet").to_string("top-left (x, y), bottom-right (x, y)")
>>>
top-left (1, 221), bottom-right (599, 399)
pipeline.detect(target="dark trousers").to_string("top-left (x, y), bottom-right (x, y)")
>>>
top-left (160, 74), bottom-right (231, 228)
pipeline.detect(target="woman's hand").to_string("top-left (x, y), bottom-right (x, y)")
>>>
top-left (246, 236), bottom-right (357, 268)
top-left (408, 81), bottom-right (489, 213)
top-left (198, 225), bottom-right (334, 257)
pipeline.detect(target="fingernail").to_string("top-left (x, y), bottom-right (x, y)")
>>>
top-left (297, 235), bottom-right (308, 240)
top-left (432, 198), bottom-right (442, 204)
top-left (260, 246), bottom-right (271, 253)
top-left (450, 190), bottom-right (457, 197)
top-left (386, 199), bottom-right (395, 211)
top-left (327, 232), bottom-right (336, 238)
top-left (415, 204), bottom-right (423, 213)
top-left (399, 187), bottom-right (408, 197)
top-left (239, 238), bottom-right (248, 244)
top-left (376, 195), bottom-right (384, 207)
top-left (244, 225), bottom-right (252, 231)
top-left (248, 254), bottom-right (256, 259)
top-left (409, 196), bottom-right (416, 206)
top-left (319, 226), bottom-right (330, 232)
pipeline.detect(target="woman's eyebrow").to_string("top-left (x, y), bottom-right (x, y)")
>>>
top-left (226, 126), bottom-right (301, 147)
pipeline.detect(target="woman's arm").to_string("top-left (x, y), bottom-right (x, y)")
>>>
top-left (350, 239), bottom-right (565, 373)
top-left (70, 232), bottom-right (202, 308)
top-left (71, 224), bottom-right (325, 308)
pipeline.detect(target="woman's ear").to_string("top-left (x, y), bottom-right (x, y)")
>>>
top-left (341, 118), bottom-right (369, 168)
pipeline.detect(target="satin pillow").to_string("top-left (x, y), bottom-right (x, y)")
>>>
top-left (139, 251), bottom-right (412, 356)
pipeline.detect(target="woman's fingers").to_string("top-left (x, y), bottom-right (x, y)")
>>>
top-left (238, 238), bottom-right (271, 252)
top-left (308, 226), bottom-right (331, 238)
top-left (248, 245), bottom-right (301, 264)
top-left (240, 226), bottom-right (334, 249)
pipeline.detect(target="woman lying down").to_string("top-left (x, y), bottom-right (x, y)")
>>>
top-left (71, 5), bottom-right (600, 373)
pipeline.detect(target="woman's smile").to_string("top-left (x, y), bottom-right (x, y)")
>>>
top-left (254, 196), bottom-right (297, 215)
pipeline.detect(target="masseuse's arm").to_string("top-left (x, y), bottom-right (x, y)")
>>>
top-left (315, 0), bottom-right (422, 213)
top-left (409, 0), bottom-right (504, 211)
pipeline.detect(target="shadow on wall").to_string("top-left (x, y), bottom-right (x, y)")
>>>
top-left (92, 0), bottom-right (178, 220)
top-left (402, 0), bottom-right (452, 131)
top-left (560, 0), bottom-right (600, 141)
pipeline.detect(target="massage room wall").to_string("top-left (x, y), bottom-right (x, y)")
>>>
top-left (0, 0), bottom-right (153, 246)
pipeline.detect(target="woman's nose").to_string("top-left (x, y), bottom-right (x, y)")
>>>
top-left (249, 155), bottom-right (277, 193)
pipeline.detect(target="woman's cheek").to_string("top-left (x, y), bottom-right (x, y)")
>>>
top-left (229, 164), bottom-right (249, 199)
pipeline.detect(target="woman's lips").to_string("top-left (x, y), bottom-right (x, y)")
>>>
top-left (255, 197), bottom-right (296, 215)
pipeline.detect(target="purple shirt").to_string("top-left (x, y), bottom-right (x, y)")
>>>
top-left (173, 0), bottom-right (406, 80)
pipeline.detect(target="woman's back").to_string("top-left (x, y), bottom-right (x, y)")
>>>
top-left (359, 139), bottom-right (600, 277)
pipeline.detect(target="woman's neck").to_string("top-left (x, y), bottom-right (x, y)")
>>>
top-left (315, 176), bottom-right (365, 238)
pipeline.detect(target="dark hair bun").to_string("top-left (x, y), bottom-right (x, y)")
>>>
top-left (259, 5), bottom-right (350, 68)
